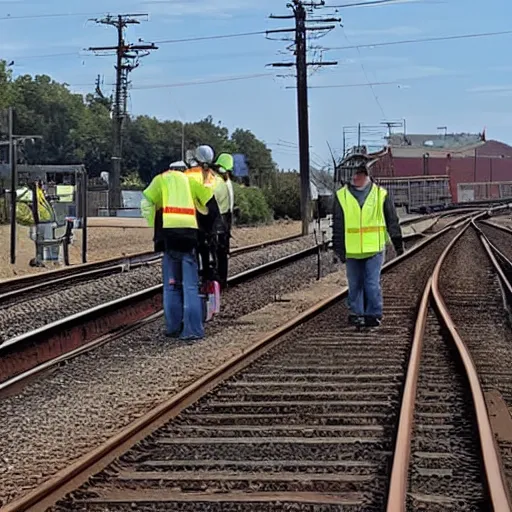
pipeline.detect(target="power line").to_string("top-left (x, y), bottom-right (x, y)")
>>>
top-left (9, 26), bottom-right (512, 63)
top-left (326, 0), bottom-right (430, 7)
top-left (154, 31), bottom-right (268, 44)
top-left (287, 79), bottom-right (400, 88)
top-left (130, 73), bottom-right (273, 89)
top-left (0, 11), bottom-right (104, 21)
top-left (325, 29), bottom-right (512, 51)
top-left (340, 27), bottom-right (387, 118)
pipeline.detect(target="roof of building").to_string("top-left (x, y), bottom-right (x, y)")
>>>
top-left (387, 133), bottom-right (484, 149)
top-left (310, 170), bottom-right (334, 197)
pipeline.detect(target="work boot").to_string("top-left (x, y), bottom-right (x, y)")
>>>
top-left (348, 315), bottom-right (365, 328)
top-left (365, 316), bottom-right (382, 328)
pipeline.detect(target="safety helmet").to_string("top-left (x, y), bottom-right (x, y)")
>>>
top-left (215, 153), bottom-right (234, 173)
top-left (194, 145), bottom-right (215, 165)
top-left (184, 149), bottom-right (197, 168)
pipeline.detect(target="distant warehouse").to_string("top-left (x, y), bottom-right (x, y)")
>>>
top-left (341, 131), bottom-right (512, 211)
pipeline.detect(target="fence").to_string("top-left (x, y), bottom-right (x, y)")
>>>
top-left (376, 176), bottom-right (451, 212)
top-left (457, 181), bottom-right (512, 202)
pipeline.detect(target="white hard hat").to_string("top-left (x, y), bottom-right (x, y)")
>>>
top-left (194, 145), bottom-right (214, 165)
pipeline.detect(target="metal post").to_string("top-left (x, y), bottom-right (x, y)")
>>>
top-left (82, 172), bottom-right (88, 263)
top-left (181, 122), bottom-right (185, 162)
top-left (9, 108), bottom-right (16, 264)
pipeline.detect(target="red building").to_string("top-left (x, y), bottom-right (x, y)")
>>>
top-left (368, 133), bottom-right (512, 205)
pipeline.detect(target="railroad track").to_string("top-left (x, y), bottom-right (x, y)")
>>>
top-left (0, 213), bottom-right (464, 391)
top-left (0, 212), bottom-right (493, 512)
top-left (0, 239), bottom-right (333, 391)
top-left (0, 234), bottom-right (306, 305)
top-left (0, 234), bottom-right (325, 342)
top-left (3, 210), bottom-right (509, 511)
top-left (478, 219), bottom-right (512, 263)
top-left (0, 211), bottom-right (468, 303)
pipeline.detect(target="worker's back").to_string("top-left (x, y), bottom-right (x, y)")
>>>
top-left (142, 170), bottom-right (212, 252)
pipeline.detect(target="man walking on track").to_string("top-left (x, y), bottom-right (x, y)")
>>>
top-left (333, 155), bottom-right (404, 328)
top-left (141, 166), bottom-right (219, 341)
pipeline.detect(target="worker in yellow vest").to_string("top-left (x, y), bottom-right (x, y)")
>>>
top-left (183, 145), bottom-right (220, 283)
top-left (212, 153), bottom-right (233, 289)
top-left (141, 167), bottom-right (219, 340)
top-left (333, 157), bottom-right (404, 328)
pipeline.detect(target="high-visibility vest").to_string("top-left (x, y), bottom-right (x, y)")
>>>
top-left (184, 166), bottom-right (215, 214)
top-left (214, 175), bottom-right (230, 215)
top-left (15, 186), bottom-right (54, 226)
top-left (337, 184), bottom-right (389, 259)
top-left (142, 171), bottom-right (198, 230)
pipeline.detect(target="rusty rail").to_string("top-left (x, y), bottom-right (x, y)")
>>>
top-left (386, 216), bottom-right (512, 511)
top-left (0, 243), bottom-right (327, 392)
top-left (0, 214), bottom-right (473, 512)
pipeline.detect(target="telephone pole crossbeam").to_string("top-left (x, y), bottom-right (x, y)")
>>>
top-left (88, 14), bottom-right (157, 214)
top-left (269, 1), bottom-right (340, 235)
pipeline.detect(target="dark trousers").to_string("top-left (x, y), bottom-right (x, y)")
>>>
top-left (216, 232), bottom-right (229, 288)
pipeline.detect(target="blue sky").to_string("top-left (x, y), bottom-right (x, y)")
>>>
top-left (0, 0), bottom-right (510, 170)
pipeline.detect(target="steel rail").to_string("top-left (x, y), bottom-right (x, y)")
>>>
top-left (0, 211), bottom-right (473, 306)
top-left (0, 217), bottom-right (470, 512)
top-left (473, 221), bottom-right (512, 309)
top-left (0, 242), bottom-right (328, 391)
top-left (0, 234), bottom-right (309, 304)
top-left (386, 216), bottom-right (512, 511)
top-left (0, 214), bottom-right (458, 389)
top-left (431, 228), bottom-right (512, 510)
top-left (480, 218), bottom-right (512, 236)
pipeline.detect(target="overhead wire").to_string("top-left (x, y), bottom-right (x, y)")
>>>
top-left (154, 31), bottom-right (269, 45)
top-left (324, 29), bottom-right (512, 51)
top-left (7, 28), bottom-right (512, 62)
top-left (340, 27), bottom-right (387, 118)
top-left (0, 12), bottom-right (105, 21)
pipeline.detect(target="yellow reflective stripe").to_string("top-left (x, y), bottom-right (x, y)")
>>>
top-left (346, 226), bottom-right (386, 234)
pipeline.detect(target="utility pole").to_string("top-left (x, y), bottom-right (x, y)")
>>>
top-left (89, 14), bottom-right (157, 214)
top-left (268, 1), bottom-right (339, 235)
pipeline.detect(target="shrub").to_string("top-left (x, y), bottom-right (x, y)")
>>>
top-left (264, 172), bottom-right (301, 220)
top-left (233, 183), bottom-right (272, 225)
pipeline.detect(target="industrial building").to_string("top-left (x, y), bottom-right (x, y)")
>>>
top-left (341, 132), bottom-right (512, 212)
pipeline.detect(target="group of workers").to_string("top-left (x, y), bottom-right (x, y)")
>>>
top-left (141, 144), bottom-right (235, 341)
top-left (142, 146), bottom-right (404, 341)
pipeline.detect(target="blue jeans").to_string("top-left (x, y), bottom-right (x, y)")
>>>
top-left (345, 251), bottom-right (384, 318)
top-left (162, 249), bottom-right (204, 340)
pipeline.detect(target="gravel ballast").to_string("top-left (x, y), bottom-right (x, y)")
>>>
top-left (0, 250), bottom-right (340, 507)
top-left (0, 235), bottom-right (318, 343)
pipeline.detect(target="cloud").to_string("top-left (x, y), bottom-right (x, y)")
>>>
top-left (467, 85), bottom-right (512, 96)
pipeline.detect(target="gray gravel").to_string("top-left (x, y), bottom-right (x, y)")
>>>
top-left (0, 236), bottom-right (318, 343)
top-left (0, 249), bottom-right (336, 507)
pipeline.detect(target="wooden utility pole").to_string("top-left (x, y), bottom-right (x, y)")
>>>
top-left (268, 1), bottom-right (339, 235)
top-left (89, 14), bottom-right (157, 213)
